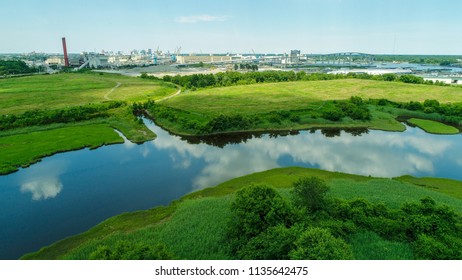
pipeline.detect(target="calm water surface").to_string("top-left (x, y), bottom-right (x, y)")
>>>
top-left (0, 120), bottom-right (461, 259)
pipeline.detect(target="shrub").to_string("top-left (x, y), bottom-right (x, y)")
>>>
top-left (321, 107), bottom-right (344, 121)
top-left (227, 185), bottom-right (293, 254)
top-left (406, 101), bottom-right (423, 111)
top-left (237, 224), bottom-right (302, 260)
top-left (292, 177), bottom-right (330, 213)
top-left (289, 228), bottom-right (352, 260)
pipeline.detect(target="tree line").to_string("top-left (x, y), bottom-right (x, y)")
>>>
top-left (374, 98), bottom-right (462, 125)
top-left (0, 60), bottom-right (38, 76)
top-left (157, 70), bottom-right (452, 91)
top-left (0, 101), bottom-right (124, 131)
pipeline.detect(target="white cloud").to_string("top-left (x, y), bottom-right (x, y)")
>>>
top-left (21, 179), bottom-right (63, 200)
top-left (19, 160), bottom-right (68, 200)
top-left (175, 14), bottom-right (231, 24)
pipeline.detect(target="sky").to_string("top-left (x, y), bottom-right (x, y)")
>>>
top-left (1, 0), bottom-right (461, 55)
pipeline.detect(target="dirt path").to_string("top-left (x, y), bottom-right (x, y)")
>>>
top-left (104, 82), bottom-right (121, 100)
top-left (157, 89), bottom-right (181, 102)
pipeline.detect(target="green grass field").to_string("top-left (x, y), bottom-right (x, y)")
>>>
top-left (407, 118), bottom-right (460, 134)
top-left (161, 79), bottom-right (462, 115)
top-left (0, 73), bottom-right (178, 115)
top-left (22, 167), bottom-right (462, 260)
top-left (153, 79), bottom-right (462, 135)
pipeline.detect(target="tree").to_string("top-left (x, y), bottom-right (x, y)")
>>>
top-left (227, 184), bottom-right (293, 254)
top-left (291, 176), bottom-right (330, 212)
top-left (289, 227), bottom-right (352, 260)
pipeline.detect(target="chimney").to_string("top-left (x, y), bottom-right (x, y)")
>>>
top-left (62, 37), bottom-right (69, 67)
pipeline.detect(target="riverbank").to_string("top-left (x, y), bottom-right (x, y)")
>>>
top-left (22, 167), bottom-right (462, 260)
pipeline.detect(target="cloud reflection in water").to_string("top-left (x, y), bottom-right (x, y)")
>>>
top-left (148, 123), bottom-right (454, 190)
top-left (19, 160), bottom-right (68, 200)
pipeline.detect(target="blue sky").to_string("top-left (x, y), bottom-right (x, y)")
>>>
top-left (1, 0), bottom-right (461, 54)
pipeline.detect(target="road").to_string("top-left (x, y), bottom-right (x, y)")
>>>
top-left (157, 88), bottom-right (181, 102)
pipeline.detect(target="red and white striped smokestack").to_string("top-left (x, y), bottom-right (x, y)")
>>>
top-left (62, 37), bottom-right (69, 67)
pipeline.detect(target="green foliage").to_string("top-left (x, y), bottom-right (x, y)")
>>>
top-left (321, 106), bottom-right (345, 121)
top-left (289, 228), bottom-right (353, 260)
top-left (205, 114), bottom-right (256, 133)
top-left (373, 55), bottom-right (461, 65)
top-left (228, 185), bottom-right (293, 255)
top-left (349, 231), bottom-right (414, 260)
top-left (319, 98), bottom-right (371, 122)
top-left (0, 102), bottom-right (124, 131)
top-left (413, 234), bottom-right (462, 260)
top-left (399, 75), bottom-right (425, 84)
top-left (237, 224), bottom-right (302, 260)
top-left (0, 60), bottom-right (37, 75)
top-left (405, 101), bottom-right (424, 111)
top-left (89, 241), bottom-right (174, 260)
top-left (292, 176), bottom-right (330, 212)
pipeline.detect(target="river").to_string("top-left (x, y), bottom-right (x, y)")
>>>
top-left (0, 120), bottom-right (461, 259)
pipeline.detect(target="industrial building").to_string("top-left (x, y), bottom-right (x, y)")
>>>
top-left (290, 50), bottom-right (301, 64)
top-left (88, 55), bottom-right (109, 68)
top-left (176, 55), bottom-right (232, 64)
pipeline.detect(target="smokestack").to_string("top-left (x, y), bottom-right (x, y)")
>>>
top-left (62, 37), bottom-right (69, 67)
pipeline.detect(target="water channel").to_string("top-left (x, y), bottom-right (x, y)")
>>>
top-left (0, 120), bottom-right (461, 259)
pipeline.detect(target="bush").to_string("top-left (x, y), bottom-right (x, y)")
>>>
top-left (205, 114), bottom-right (254, 132)
top-left (237, 224), bottom-right (302, 260)
top-left (227, 185), bottom-right (293, 254)
top-left (406, 101), bottom-right (423, 111)
top-left (289, 228), bottom-right (353, 260)
top-left (321, 107), bottom-right (344, 121)
top-left (413, 234), bottom-right (454, 260)
top-left (292, 177), bottom-right (330, 212)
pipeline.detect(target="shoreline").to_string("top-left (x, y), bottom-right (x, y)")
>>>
top-left (21, 166), bottom-right (462, 260)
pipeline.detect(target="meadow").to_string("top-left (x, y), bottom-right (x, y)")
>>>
top-left (22, 167), bottom-right (462, 260)
top-left (0, 72), bottom-right (177, 174)
top-left (0, 72), bottom-right (177, 115)
top-left (161, 79), bottom-right (462, 115)
top-left (152, 79), bottom-right (462, 135)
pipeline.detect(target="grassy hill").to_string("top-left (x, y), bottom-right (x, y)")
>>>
top-left (22, 167), bottom-right (462, 260)
top-left (0, 72), bottom-right (177, 115)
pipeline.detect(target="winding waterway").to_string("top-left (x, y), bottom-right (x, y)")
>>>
top-left (0, 120), bottom-right (461, 259)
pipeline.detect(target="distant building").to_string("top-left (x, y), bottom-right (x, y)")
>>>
top-left (290, 50), bottom-right (301, 64)
top-left (45, 56), bottom-right (64, 66)
top-left (88, 55), bottom-right (109, 68)
top-left (423, 77), bottom-right (462, 85)
top-left (176, 55), bottom-right (232, 64)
